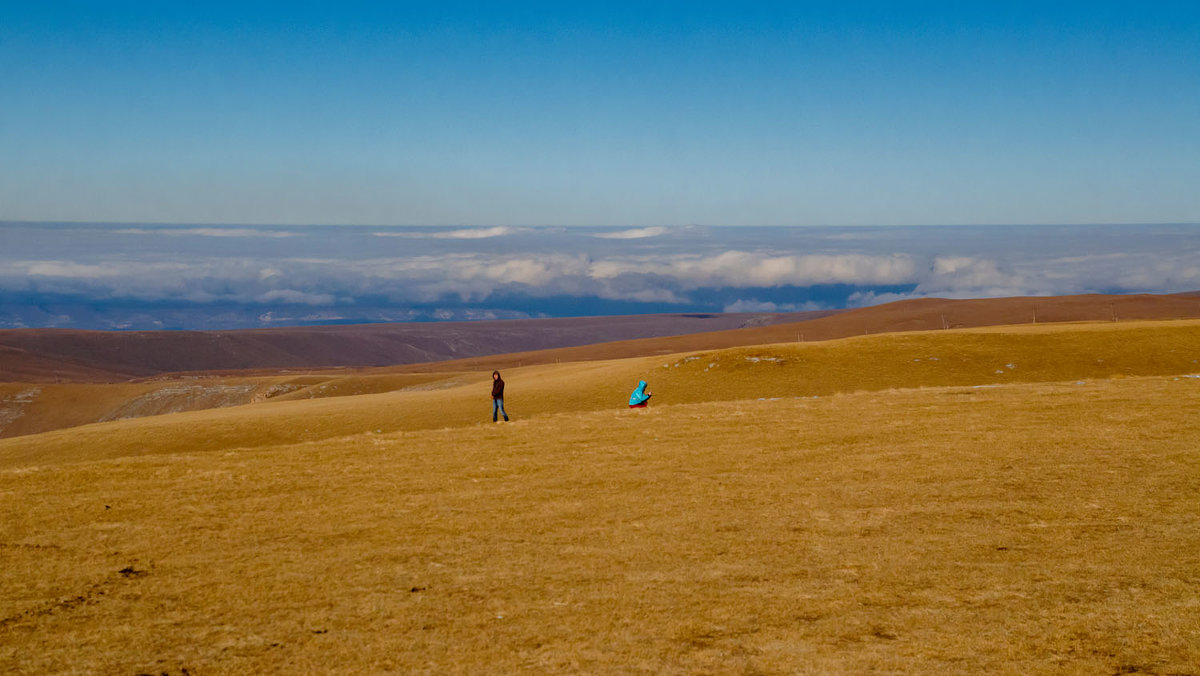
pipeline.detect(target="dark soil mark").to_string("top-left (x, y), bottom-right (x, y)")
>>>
top-left (0, 563), bottom-right (148, 630)
top-left (869, 626), bottom-right (899, 641)
top-left (1113, 666), bottom-right (1194, 676)
top-left (683, 631), bottom-right (720, 648)
top-left (0, 542), bottom-right (62, 550)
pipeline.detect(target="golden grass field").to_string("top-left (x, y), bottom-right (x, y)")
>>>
top-left (5, 318), bottom-right (1200, 446)
top-left (2, 320), bottom-right (1200, 673)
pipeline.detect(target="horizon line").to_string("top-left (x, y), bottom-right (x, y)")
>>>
top-left (4, 220), bottom-right (1199, 229)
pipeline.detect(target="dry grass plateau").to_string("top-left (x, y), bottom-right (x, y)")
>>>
top-left (2, 321), bottom-right (1199, 674)
top-left (3, 318), bottom-right (1200, 447)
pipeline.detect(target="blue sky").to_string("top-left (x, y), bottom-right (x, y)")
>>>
top-left (2, 1), bottom-right (1199, 226)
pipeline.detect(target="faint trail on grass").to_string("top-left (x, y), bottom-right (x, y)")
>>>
top-left (0, 387), bottom-right (40, 434)
top-left (99, 384), bottom-right (258, 422)
top-left (0, 564), bottom-right (148, 631)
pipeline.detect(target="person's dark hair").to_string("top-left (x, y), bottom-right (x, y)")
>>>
top-left (492, 370), bottom-right (501, 379)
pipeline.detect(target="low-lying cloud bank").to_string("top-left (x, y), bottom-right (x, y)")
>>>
top-left (2, 251), bottom-right (917, 307)
top-left (372, 226), bottom-right (527, 239)
top-left (113, 227), bottom-right (300, 238)
top-left (2, 224), bottom-right (1197, 329)
top-left (591, 226), bottom-right (670, 240)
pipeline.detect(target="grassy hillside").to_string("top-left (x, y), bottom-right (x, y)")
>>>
top-left (0, 311), bottom-right (829, 382)
top-left (0, 373), bottom-right (458, 440)
top-left (1, 376), bottom-right (1198, 673)
top-left (2, 319), bottom-right (1199, 466)
top-left (379, 291), bottom-right (1200, 374)
top-left (4, 292), bottom-right (1198, 384)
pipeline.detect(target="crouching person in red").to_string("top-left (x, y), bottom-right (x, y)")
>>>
top-left (628, 380), bottom-right (652, 408)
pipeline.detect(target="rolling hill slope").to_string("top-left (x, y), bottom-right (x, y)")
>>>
top-left (1, 344), bottom-right (1198, 673)
top-left (0, 311), bottom-right (833, 382)
top-left (396, 291), bottom-right (1200, 374)
top-left (3, 291), bottom-right (1199, 384)
top-left (3, 319), bottom-right (1198, 467)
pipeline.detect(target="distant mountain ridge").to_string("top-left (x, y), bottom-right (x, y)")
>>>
top-left (391, 291), bottom-right (1200, 374)
top-left (3, 291), bottom-right (1200, 383)
top-left (0, 311), bottom-right (836, 382)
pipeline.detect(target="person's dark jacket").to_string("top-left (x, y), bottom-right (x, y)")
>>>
top-left (492, 377), bottom-right (505, 400)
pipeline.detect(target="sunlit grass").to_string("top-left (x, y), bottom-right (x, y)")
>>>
top-left (1, 321), bottom-right (1199, 673)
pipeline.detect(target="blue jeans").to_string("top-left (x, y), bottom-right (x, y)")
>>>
top-left (493, 398), bottom-right (509, 422)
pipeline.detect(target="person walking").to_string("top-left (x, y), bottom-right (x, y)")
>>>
top-left (491, 370), bottom-right (510, 422)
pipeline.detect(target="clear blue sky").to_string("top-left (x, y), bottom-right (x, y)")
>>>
top-left (2, 1), bottom-right (1198, 226)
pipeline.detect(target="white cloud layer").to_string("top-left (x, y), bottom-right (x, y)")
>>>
top-left (722, 299), bottom-right (824, 313)
top-left (373, 226), bottom-right (523, 239)
top-left (590, 252), bottom-right (916, 287)
top-left (592, 226), bottom-right (669, 239)
top-left (4, 224), bottom-right (1198, 329)
top-left (114, 227), bottom-right (299, 238)
top-left (8, 244), bottom-right (1200, 310)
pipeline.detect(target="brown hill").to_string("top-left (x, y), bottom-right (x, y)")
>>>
top-left (384, 291), bottom-right (1200, 374)
top-left (3, 292), bottom-right (1199, 383)
top-left (0, 344), bottom-right (132, 382)
top-left (0, 311), bottom-right (833, 383)
top-left (4, 317), bottom-right (1199, 465)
